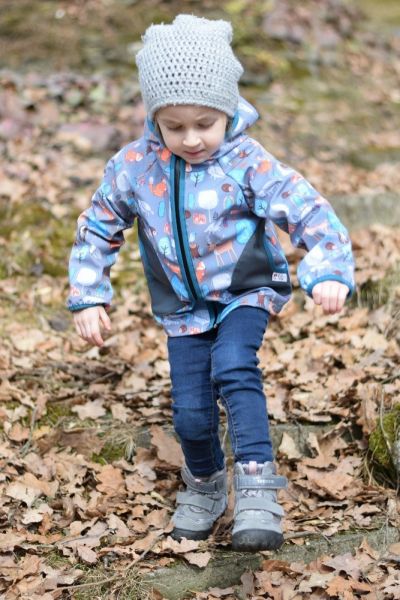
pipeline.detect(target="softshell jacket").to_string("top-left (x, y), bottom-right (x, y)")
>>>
top-left (67, 97), bottom-right (355, 336)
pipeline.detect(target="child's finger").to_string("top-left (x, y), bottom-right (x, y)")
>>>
top-left (336, 284), bottom-right (349, 312)
top-left (99, 308), bottom-right (112, 330)
top-left (311, 282), bottom-right (323, 305)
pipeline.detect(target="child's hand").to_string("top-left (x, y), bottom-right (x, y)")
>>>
top-left (73, 306), bottom-right (111, 347)
top-left (311, 281), bottom-right (349, 315)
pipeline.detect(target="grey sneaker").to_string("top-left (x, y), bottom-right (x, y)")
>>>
top-left (171, 463), bottom-right (227, 541)
top-left (232, 461), bottom-right (287, 552)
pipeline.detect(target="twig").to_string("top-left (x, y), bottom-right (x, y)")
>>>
top-left (56, 531), bottom-right (163, 592)
top-left (378, 391), bottom-right (394, 468)
top-left (284, 531), bottom-right (326, 540)
top-left (19, 406), bottom-right (38, 457)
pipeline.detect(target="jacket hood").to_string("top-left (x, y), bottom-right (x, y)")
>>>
top-left (143, 96), bottom-right (259, 161)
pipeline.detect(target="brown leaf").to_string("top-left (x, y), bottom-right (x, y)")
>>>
top-left (144, 508), bottom-right (169, 529)
top-left (184, 551), bottom-right (212, 568)
top-left (388, 542), bottom-right (400, 556)
top-left (96, 464), bottom-right (126, 496)
top-left (110, 402), bottom-right (132, 421)
top-left (150, 425), bottom-right (183, 468)
top-left (71, 398), bottom-right (106, 420)
top-left (298, 572), bottom-right (335, 592)
top-left (133, 530), bottom-right (163, 552)
top-left (159, 536), bottom-right (199, 554)
top-left (323, 553), bottom-right (361, 579)
top-left (22, 503), bottom-right (53, 525)
top-left (0, 532), bottom-right (25, 552)
top-left (7, 422), bottom-right (30, 442)
top-left (108, 513), bottom-right (131, 538)
top-left (125, 472), bottom-right (155, 494)
top-left (298, 464), bottom-right (358, 499)
top-left (77, 545), bottom-right (98, 564)
top-left (6, 472), bottom-right (58, 507)
top-left (278, 432), bottom-right (301, 459)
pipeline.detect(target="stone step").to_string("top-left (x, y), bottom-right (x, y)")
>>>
top-left (148, 525), bottom-right (399, 600)
top-left (135, 421), bottom-right (344, 458)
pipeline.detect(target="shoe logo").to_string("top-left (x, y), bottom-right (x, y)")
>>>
top-left (272, 272), bottom-right (288, 282)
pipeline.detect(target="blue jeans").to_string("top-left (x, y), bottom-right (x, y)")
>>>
top-left (167, 306), bottom-right (273, 477)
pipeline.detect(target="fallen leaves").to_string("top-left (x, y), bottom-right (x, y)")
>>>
top-left (1, 5), bottom-right (400, 597)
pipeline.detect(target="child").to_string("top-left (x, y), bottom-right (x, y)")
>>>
top-left (67, 14), bottom-right (355, 552)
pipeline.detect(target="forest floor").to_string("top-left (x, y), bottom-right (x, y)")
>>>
top-left (1, 1), bottom-right (400, 598)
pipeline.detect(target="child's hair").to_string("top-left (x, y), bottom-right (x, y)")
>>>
top-left (136, 14), bottom-right (243, 121)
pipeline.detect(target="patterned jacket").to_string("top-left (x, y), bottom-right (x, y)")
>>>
top-left (67, 97), bottom-right (355, 336)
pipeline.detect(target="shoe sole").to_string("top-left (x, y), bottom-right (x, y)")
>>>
top-left (171, 527), bottom-right (213, 541)
top-left (232, 529), bottom-right (284, 552)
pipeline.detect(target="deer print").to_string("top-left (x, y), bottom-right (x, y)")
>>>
top-left (207, 240), bottom-right (238, 266)
top-left (164, 259), bottom-right (181, 277)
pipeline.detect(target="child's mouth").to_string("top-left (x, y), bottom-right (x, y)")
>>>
top-left (185, 150), bottom-right (204, 156)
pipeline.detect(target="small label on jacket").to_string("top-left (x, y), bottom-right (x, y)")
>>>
top-left (272, 272), bottom-right (288, 282)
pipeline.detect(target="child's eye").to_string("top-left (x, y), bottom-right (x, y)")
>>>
top-left (198, 122), bottom-right (213, 129)
top-left (167, 125), bottom-right (182, 131)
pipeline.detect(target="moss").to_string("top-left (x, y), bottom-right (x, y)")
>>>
top-left (368, 404), bottom-right (400, 487)
top-left (91, 440), bottom-right (127, 465)
top-left (369, 404), bottom-right (400, 467)
top-left (91, 423), bottom-right (137, 464)
top-left (38, 402), bottom-right (73, 428)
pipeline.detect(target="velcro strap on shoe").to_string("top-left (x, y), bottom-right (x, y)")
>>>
top-left (181, 466), bottom-right (223, 494)
top-left (176, 491), bottom-right (216, 512)
top-left (235, 496), bottom-right (285, 517)
top-left (234, 475), bottom-right (287, 491)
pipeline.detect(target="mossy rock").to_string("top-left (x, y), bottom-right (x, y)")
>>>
top-left (368, 403), bottom-right (400, 488)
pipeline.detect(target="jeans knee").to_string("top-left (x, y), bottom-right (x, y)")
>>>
top-left (173, 406), bottom-right (213, 442)
top-left (212, 346), bottom-right (258, 386)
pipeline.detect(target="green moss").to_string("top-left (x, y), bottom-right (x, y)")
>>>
top-left (91, 440), bottom-right (127, 465)
top-left (368, 404), bottom-right (400, 487)
top-left (369, 404), bottom-right (400, 467)
top-left (38, 402), bottom-right (73, 428)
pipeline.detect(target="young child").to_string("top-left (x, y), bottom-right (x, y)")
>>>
top-left (67, 14), bottom-right (355, 552)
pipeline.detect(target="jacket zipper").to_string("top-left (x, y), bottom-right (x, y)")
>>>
top-left (172, 157), bottom-right (217, 327)
top-left (173, 157), bottom-right (198, 301)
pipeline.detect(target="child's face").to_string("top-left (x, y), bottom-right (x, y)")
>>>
top-left (155, 105), bottom-right (228, 163)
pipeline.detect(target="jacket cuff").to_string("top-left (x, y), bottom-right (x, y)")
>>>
top-left (305, 275), bottom-right (355, 299)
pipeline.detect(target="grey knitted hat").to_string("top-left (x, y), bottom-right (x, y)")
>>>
top-left (136, 14), bottom-right (244, 119)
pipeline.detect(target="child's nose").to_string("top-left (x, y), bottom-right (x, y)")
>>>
top-left (183, 130), bottom-right (201, 147)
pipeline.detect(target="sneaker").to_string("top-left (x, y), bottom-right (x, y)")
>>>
top-left (171, 463), bottom-right (227, 541)
top-left (232, 460), bottom-right (287, 552)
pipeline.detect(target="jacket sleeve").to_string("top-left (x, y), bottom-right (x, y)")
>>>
top-left (245, 144), bottom-right (355, 297)
top-left (67, 156), bottom-right (136, 311)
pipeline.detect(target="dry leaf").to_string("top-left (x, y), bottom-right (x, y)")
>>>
top-left (71, 398), bottom-right (106, 420)
top-left (278, 432), bottom-right (301, 459)
top-left (184, 551), bottom-right (212, 568)
top-left (150, 425), bottom-right (183, 468)
top-left (96, 465), bottom-right (126, 496)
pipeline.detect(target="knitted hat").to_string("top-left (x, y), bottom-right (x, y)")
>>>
top-left (136, 14), bottom-right (244, 119)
